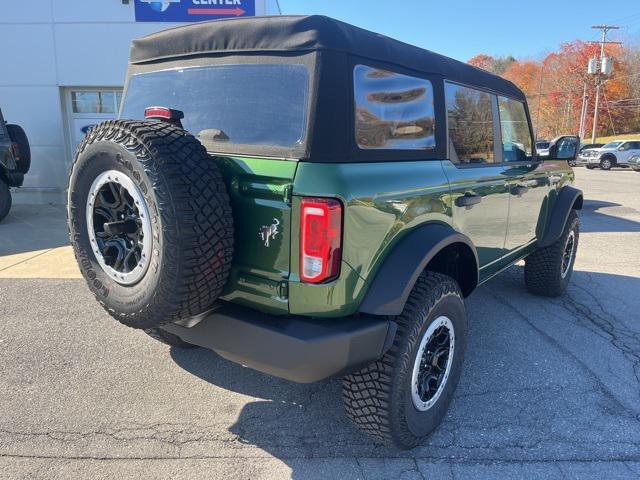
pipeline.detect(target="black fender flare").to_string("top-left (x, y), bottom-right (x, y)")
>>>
top-left (538, 186), bottom-right (583, 247)
top-left (358, 223), bottom-right (478, 316)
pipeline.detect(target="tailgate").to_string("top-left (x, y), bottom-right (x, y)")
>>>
top-left (214, 156), bottom-right (297, 315)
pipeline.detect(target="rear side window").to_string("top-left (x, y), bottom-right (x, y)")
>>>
top-left (445, 83), bottom-right (495, 164)
top-left (498, 96), bottom-right (533, 161)
top-left (354, 65), bottom-right (436, 150)
top-left (121, 64), bottom-right (309, 148)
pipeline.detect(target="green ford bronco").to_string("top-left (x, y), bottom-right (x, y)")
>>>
top-left (68, 16), bottom-right (582, 449)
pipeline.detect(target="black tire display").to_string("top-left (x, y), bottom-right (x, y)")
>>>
top-left (6, 124), bottom-right (31, 175)
top-left (0, 180), bottom-right (11, 222)
top-left (343, 272), bottom-right (467, 449)
top-left (68, 120), bottom-right (234, 330)
top-left (145, 327), bottom-right (195, 348)
top-left (524, 210), bottom-right (579, 297)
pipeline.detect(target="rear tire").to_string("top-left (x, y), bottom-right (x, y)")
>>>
top-left (68, 120), bottom-right (234, 330)
top-left (343, 271), bottom-right (467, 449)
top-left (0, 180), bottom-right (11, 222)
top-left (524, 210), bottom-right (579, 297)
top-left (6, 124), bottom-right (31, 175)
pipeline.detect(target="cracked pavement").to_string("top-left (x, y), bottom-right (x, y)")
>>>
top-left (1, 169), bottom-right (639, 479)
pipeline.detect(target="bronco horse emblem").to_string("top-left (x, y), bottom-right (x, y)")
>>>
top-left (259, 218), bottom-right (280, 247)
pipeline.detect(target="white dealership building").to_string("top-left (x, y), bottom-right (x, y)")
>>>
top-left (0, 0), bottom-right (281, 203)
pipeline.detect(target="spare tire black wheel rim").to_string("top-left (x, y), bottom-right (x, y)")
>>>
top-left (86, 170), bottom-right (152, 285)
top-left (411, 315), bottom-right (455, 411)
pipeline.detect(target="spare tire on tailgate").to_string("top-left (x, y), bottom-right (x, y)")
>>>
top-left (68, 120), bottom-right (234, 330)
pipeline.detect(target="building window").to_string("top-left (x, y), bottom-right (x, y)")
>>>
top-left (71, 90), bottom-right (121, 114)
top-left (354, 65), bottom-right (436, 150)
top-left (446, 83), bottom-right (495, 164)
top-left (498, 96), bottom-right (533, 162)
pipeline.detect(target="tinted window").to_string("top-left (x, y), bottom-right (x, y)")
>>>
top-left (121, 64), bottom-right (309, 148)
top-left (498, 96), bottom-right (533, 162)
top-left (446, 83), bottom-right (495, 164)
top-left (354, 65), bottom-right (435, 150)
top-left (536, 142), bottom-right (550, 149)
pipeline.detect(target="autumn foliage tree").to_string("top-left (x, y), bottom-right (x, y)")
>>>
top-left (468, 41), bottom-right (639, 140)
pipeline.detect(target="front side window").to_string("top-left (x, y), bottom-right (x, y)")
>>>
top-left (620, 141), bottom-right (640, 150)
top-left (354, 65), bottom-right (436, 150)
top-left (446, 83), bottom-right (495, 164)
top-left (121, 64), bottom-right (309, 149)
top-left (498, 96), bottom-right (533, 162)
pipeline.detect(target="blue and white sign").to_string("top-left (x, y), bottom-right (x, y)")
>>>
top-left (134, 0), bottom-right (255, 22)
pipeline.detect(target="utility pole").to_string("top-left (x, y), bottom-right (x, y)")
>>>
top-left (578, 82), bottom-right (589, 140)
top-left (588, 25), bottom-right (621, 143)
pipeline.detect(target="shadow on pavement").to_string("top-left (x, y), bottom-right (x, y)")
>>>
top-left (169, 267), bottom-right (640, 476)
top-left (0, 204), bottom-right (69, 256)
top-left (580, 199), bottom-right (640, 233)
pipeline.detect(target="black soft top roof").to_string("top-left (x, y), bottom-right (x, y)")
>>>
top-left (130, 15), bottom-right (524, 101)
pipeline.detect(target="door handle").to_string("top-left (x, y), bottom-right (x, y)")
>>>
top-left (455, 193), bottom-right (482, 208)
top-left (511, 185), bottom-right (529, 196)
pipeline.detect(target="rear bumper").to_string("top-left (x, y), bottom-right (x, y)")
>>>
top-left (161, 303), bottom-right (396, 383)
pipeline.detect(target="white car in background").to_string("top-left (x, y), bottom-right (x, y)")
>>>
top-left (535, 140), bottom-right (550, 157)
top-left (579, 140), bottom-right (640, 170)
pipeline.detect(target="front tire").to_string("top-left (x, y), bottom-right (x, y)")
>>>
top-left (524, 210), bottom-right (579, 297)
top-left (0, 180), bottom-right (11, 222)
top-left (343, 272), bottom-right (467, 449)
top-left (600, 157), bottom-right (613, 170)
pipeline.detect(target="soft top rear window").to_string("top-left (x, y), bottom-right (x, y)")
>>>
top-left (121, 64), bottom-right (309, 149)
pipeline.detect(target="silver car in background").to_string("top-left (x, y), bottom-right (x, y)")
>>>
top-left (578, 140), bottom-right (640, 170)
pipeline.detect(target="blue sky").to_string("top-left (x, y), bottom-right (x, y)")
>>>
top-left (278, 1), bottom-right (640, 62)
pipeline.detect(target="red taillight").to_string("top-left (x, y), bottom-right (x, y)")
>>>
top-left (144, 106), bottom-right (184, 127)
top-left (11, 143), bottom-right (20, 161)
top-left (300, 197), bottom-right (343, 283)
top-left (145, 106), bottom-right (171, 119)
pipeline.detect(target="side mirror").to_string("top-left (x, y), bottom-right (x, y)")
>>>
top-left (548, 135), bottom-right (580, 161)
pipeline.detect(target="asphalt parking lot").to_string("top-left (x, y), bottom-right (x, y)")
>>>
top-left (1, 168), bottom-right (639, 479)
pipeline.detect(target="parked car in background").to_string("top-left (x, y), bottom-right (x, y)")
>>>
top-left (578, 140), bottom-right (640, 170)
top-left (535, 140), bottom-right (550, 157)
top-left (629, 154), bottom-right (640, 172)
top-left (0, 108), bottom-right (31, 222)
top-left (574, 143), bottom-right (604, 167)
top-left (580, 142), bottom-right (604, 152)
